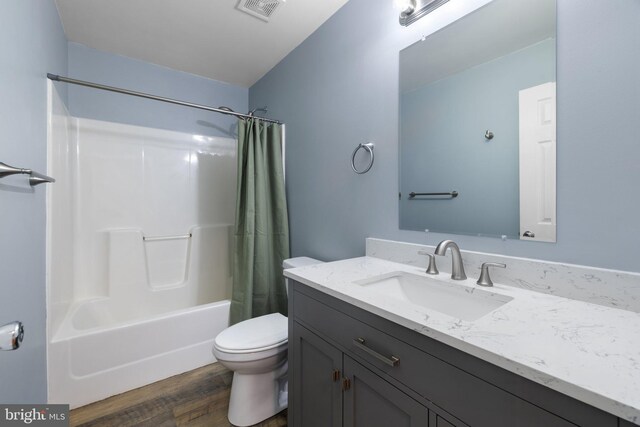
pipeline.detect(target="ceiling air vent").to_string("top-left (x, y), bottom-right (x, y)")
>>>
top-left (236, 0), bottom-right (285, 22)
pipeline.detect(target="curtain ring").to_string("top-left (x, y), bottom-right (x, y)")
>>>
top-left (351, 143), bottom-right (375, 174)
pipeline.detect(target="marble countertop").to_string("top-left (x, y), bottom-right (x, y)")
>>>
top-left (285, 256), bottom-right (640, 423)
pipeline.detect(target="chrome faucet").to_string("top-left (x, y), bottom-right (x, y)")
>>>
top-left (434, 240), bottom-right (467, 280)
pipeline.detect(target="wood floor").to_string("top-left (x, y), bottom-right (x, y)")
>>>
top-left (69, 363), bottom-right (287, 427)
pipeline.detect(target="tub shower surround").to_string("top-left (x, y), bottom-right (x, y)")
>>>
top-left (46, 83), bottom-right (236, 408)
top-left (285, 240), bottom-right (640, 423)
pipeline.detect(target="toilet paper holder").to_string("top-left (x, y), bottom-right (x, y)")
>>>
top-left (0, 321), bottom-right (24, 351)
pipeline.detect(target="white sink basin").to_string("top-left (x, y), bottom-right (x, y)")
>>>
top-left (354, 272), bottom-right (513, 321)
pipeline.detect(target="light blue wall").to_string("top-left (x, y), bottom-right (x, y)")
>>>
top-left (400, 39), bottom-right (555, 237)
top-left (250, 0), bottom-right (640, 272)
top-left (0, 0), bottom-right (68, 402)
top-left (68, 42), bottom-right (248, 138)
top-left (0, 11), bottom-right (249, 404)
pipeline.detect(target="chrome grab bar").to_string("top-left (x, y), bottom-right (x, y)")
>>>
top-left (142, 233), bottom-right (192, 242)
top-left (353, 337), bottom-right (400, 367)
top-left (408, 191), bottom-right (458, 199)
top-left (0, 161), bottom-right (55, 186)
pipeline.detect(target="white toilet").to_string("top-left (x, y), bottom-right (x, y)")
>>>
top-left (212, 256), bottom-right (323, 426)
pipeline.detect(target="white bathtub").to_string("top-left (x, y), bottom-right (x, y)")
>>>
top-left (47, 223), bottom-right (234, 408)
top-left (48, 300), bottom-right (230, 408)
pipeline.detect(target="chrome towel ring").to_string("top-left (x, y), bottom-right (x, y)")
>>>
top-left (351, 142), bottom-right (375, 174)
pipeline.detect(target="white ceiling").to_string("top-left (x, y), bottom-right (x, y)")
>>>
top-left (55, 0), bottom-right (349, 88)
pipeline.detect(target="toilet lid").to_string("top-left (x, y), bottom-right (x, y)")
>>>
top-left (215, 313), bottom-right (288, 353)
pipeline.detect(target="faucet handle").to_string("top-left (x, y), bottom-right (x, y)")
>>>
top-left (417, 250), bottom-right (439, 275)
top-left (477, 262), bottom-right (506, 287)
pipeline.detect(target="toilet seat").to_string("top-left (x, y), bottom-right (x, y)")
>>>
top-left (214, 313), bottom-right (287, 354)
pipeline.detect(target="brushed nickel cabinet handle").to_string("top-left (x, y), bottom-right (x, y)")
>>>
top-left (353, 337), bottom-right (400, 367)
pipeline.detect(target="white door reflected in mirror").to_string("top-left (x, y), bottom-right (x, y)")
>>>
top-left (519, 82), bottom-right (557, 242)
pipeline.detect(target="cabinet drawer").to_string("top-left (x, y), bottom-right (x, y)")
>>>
top-left (293, 289), bottom-right (576, 427)
top-left (295, 289), bottom-right (442, 398)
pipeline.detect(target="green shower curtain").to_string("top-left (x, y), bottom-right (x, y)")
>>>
top-left (230, 119), bottom-right (290, 325)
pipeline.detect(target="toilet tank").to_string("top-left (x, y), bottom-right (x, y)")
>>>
top-left (283, 257), bottom-right (323, 295)
top-left (283, 257), bottom-right (323, 270)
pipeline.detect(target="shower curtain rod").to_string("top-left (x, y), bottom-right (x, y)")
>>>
top-left (46, 73), bottom-right (282, 125)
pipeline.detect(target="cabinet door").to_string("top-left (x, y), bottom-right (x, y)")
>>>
top-left (343, 356), bottom-right (428, 427)
top-left (429, 411), bottom-right (465, 427)
top-left (291, 322), bottom-right (343, 427)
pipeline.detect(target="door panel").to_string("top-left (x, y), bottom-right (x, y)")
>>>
top-left (292, 322), bottom-right (342, 427)
top-left (519, 82), bottom-right (557, 242)
top-left (430, 411), bottom-right (462, 427)
top-left (343, 356), bottom-right (428, 427)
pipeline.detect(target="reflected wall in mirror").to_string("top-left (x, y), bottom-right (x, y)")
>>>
top-left (399, 0), bottom-right (557, 242)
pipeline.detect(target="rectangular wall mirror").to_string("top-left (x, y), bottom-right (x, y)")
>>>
top-left (399, 0), bottom-right (557, 242)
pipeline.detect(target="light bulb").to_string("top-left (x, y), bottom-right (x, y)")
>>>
top-left (394, 0), bottom-right (415, 14)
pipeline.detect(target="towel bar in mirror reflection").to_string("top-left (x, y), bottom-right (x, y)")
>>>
top-left (408, 191), bottom-right (458, 199)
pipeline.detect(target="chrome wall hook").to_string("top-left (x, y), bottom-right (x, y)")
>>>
top-left (484, 130), bottom-right (494, 140)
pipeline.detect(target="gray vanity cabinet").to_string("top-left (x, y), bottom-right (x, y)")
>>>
top-left (288, 280), bottom-right (622, 427)
top-left (292, 321), bottom-right (431, 427)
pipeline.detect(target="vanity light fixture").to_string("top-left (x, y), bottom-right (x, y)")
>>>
top-left (398, 0), bottom-right (449, 26)
top-left (395, 0), bottom-right (415, 17)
